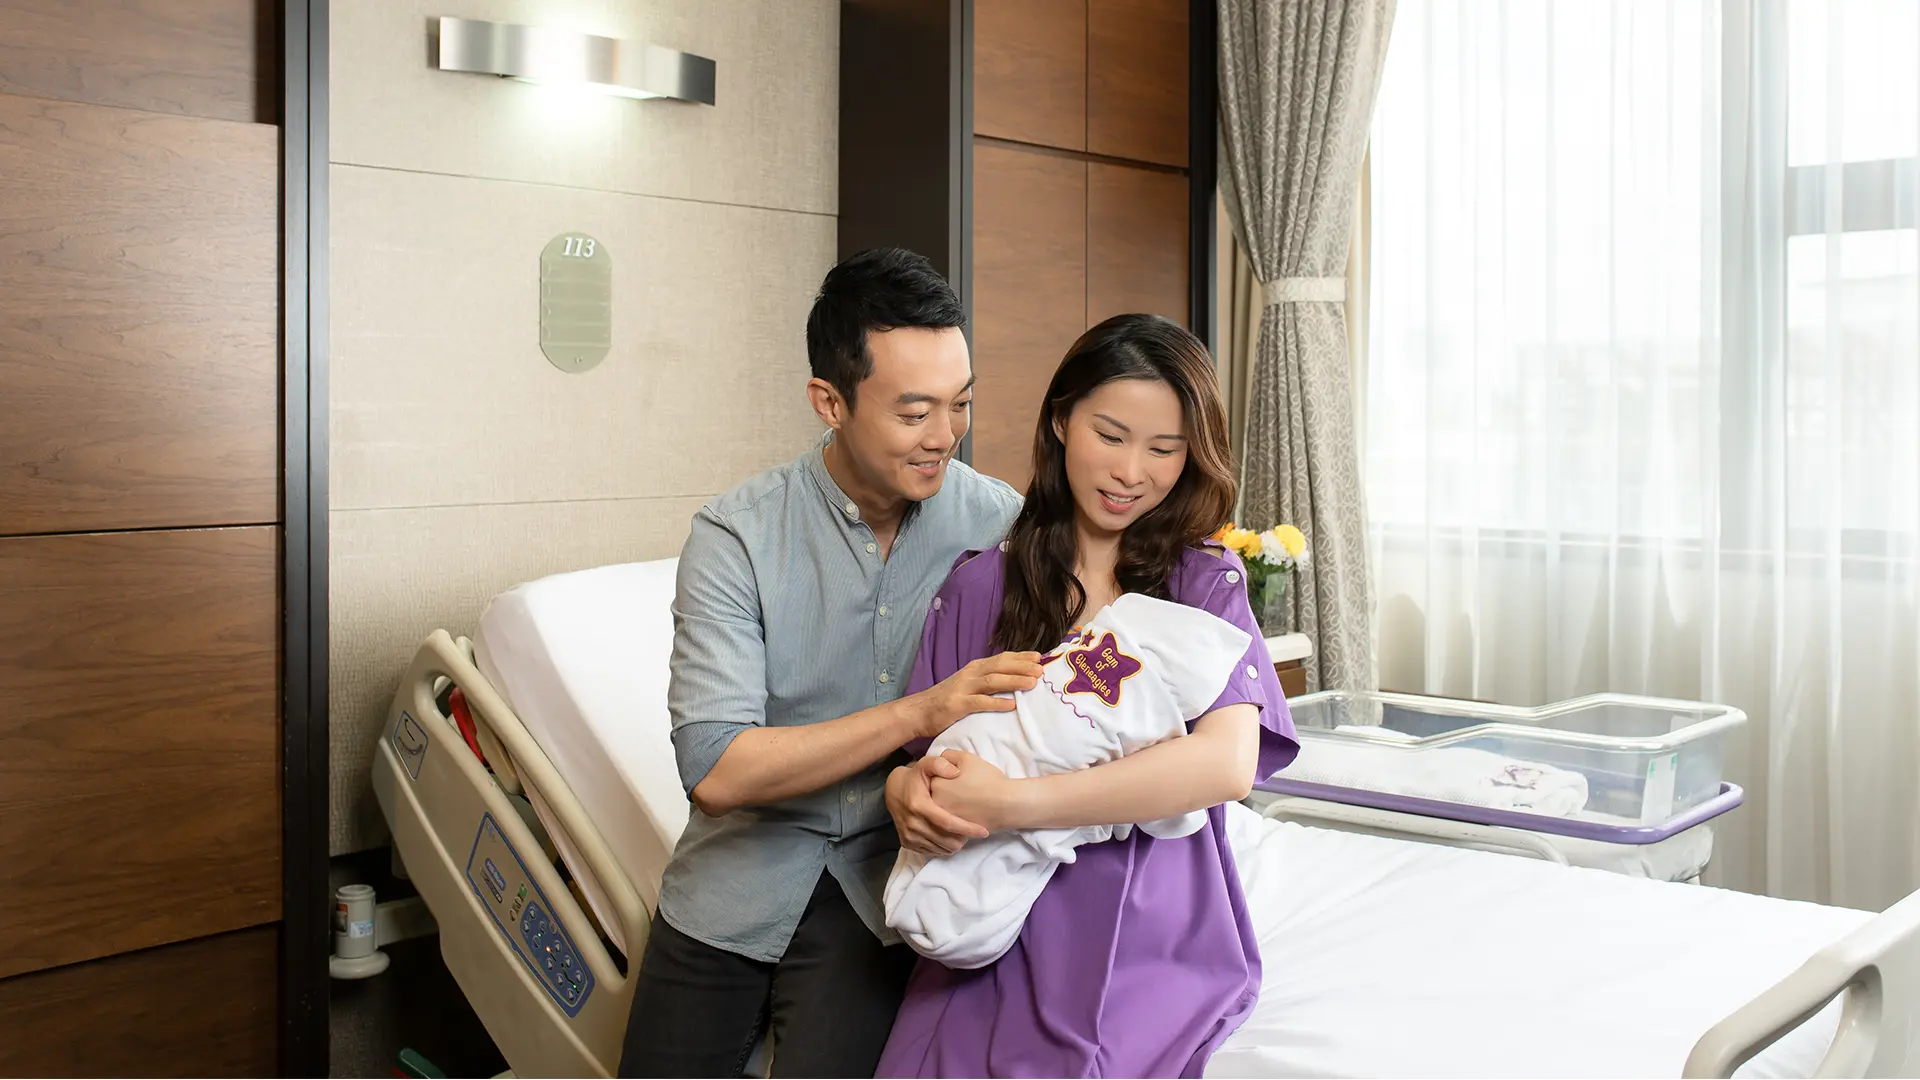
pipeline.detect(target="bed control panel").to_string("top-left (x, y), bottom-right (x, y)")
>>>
top-left (466, 812), bottom-right (595, 1017)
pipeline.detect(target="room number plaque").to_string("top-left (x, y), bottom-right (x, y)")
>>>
top-left (539, 232), bottom-right (612, 374)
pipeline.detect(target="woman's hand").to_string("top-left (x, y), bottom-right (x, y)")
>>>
top-left (887, 756), bottom-right (989, 857)
top-left (927, 750), bottom-right (1022, 834)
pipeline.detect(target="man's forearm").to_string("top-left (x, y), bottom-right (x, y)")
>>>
top-left (689, 696), bottom-right (927, 817)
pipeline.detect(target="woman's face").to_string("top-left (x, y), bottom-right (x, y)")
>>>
top-left (1054, 376), bottom-right (1190, 539)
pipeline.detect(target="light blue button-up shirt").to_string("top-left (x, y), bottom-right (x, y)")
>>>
top-left (657, 433), bottom-right (1022, 961)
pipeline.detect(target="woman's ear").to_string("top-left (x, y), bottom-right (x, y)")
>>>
top-left (1050, 408), bottom-right (1067, 446)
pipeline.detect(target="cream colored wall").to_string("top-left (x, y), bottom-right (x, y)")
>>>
top-left (329, 0), bottom-right (837, 852)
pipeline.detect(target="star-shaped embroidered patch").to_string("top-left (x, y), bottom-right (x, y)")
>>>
top-left (1060, 632), bottom-right (1143, 707)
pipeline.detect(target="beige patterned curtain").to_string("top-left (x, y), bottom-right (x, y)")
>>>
top-left (1218, 0), bottom-right (1393, 692)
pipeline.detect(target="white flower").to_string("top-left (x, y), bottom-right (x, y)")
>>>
top-left (1256, 530), bottom-right (1296, 570)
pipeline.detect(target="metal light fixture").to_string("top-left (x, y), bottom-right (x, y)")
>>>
top-left (435, 16), bottom-right (716, 104)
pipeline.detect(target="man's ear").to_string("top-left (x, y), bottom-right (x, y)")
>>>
top-left (807, 377), bottom-right (847, 430)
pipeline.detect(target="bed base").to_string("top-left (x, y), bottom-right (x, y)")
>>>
top-left (373, 630), bottom-right (648, 1078)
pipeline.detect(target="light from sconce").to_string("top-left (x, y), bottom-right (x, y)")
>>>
top-left (435, 16), bottom-right (716, 105)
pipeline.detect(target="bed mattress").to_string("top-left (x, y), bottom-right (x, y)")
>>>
top-left (471, 559), bottom-right (1866, 1077)
top-left (473, 558), bottom-right (690, 956)
top-left (1210, 801), bottom-right (1865, 1078)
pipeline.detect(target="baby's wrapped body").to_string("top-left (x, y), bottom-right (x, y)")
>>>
top-left (883, 593), bottom-right (1254, 969)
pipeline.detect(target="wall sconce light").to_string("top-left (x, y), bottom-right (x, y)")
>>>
top-left (435, 16), bottom-right (716, 104)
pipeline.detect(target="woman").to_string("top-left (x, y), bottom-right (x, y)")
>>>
top-left (876, 314), bottom-right (1298, 1078)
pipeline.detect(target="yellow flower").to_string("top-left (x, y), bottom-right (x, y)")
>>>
top-left (1274, 524), bottom-right (1307, 558)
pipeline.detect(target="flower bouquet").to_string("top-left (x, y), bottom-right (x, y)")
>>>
top-left (1210, 521), bottom-right (1308, 636)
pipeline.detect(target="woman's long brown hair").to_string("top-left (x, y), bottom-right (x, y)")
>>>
top-left (992, 314), bottom-right (1238, 653)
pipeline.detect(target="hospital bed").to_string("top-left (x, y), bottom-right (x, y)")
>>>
top-left (371, 558), bottom-right (1920, 1079)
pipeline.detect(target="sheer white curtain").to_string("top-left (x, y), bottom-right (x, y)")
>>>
top-left (1366, 0), bottom-right (1920, 909)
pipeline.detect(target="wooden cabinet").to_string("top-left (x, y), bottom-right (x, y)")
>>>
top-left (1089, 0), bottom-right (1190, 168)
top-left (0, 0), bottom-right (289, 1069)
top-left (841, 0), bottom-right (1215, 488)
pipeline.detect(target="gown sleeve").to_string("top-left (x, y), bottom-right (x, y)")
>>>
top-left (1185, 550), bottom-right (1302, 783)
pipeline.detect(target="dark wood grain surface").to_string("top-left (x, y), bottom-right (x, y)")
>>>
top-left (974, 0), bottom-right (1086, 151)
top-left (1088, 0), bottom-right (1189, 168)
top-left (971, 141), bottom-right (1088, 490)
top-left (1088, 161), bottom-right (1191, 328)
top-left (0, 0), bottom-right (275, 123)
top-left (0, 91), bottom-right (278, 537)
top-left (0, 926), bottom-right (278, 1076)
top-left (0, 527), bottom-right (281, 978)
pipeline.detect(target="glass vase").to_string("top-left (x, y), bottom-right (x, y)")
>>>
top-left (1256, 571), bottom-right (1290, 636)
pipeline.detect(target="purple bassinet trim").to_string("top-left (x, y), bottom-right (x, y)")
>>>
top-left (1252, 779), bottom-right (1745, 844)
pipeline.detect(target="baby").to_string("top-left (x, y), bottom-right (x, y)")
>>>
top-left (883, 591), bottom-right (1254, 969)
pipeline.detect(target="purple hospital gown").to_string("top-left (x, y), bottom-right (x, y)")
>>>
top-left (877, 542), bottom-right (1298, 1079)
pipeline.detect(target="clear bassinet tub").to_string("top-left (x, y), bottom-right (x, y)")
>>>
top-left (1257, 690), bottom-right (1748, 844)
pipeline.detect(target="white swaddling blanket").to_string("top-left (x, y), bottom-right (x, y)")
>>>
top-left (884, 592), bottom-right (1254, 969)
top-left (1286, 725), bottom-right (1590, 817)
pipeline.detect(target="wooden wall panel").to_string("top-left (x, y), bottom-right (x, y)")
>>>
top-left (972, 142), bottom-right (1087, 489)
top-left (1088, 0), bottom-right (1189, 168)
top-left (1088, 162), bottom-right (1191, 328)
top-left (0, 0), bottom-right (274, 123)
top-left (974, 0), bottom-right (1086, 151)
top-left (0, 528), bottom-right (281, 979)
top-left (0, 93), bottom-right (279, 537)
top-left (0, 927), bottom-right (277, 1077)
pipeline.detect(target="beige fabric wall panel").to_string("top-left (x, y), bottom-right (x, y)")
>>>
top-left (328, 0), bottom-right (838, 853)
top-left (329, 165), bottom-right (829, 511)
top-left (330, 0), bottom-right (836, 215)
top-left (329, 496), bottom-right (709, 852)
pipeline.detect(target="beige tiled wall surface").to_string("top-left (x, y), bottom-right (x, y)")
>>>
top-left (329, 0), bottom-right (836, 852)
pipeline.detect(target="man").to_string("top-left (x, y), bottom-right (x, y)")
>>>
top-left (619, 248), bottom-right (1041, 1078)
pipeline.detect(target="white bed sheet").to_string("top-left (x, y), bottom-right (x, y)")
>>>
top-left (471, 559), bottom-right (1870, 1077)
top-left (1210, 802), bottom-right (1868, 1079)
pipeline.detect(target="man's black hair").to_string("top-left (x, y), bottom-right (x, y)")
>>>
top-left (805, 247), bottom-right (965, 408)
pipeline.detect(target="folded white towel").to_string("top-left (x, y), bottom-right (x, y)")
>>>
top-left (1286, 738), bottom-right (1590, 818)
top-left (884, 592), bottom-right (1254, 969)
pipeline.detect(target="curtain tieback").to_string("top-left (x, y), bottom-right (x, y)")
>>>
top-left (1265, 276), bottom-right (1346, 303)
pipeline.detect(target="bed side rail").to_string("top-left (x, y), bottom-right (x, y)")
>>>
top-left (1684, 888), bottom-right (1920, 1078)
top-left (1257, 794), bottom-right (1572, 865)
top-left (403, 630), bottom-right (650, 967)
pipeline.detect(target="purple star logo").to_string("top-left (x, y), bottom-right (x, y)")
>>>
top-left (1060, 632), bottom-right (1143, 708)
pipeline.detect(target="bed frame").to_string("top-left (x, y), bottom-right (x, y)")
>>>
top-left (374, 630), bottom-right (1920, 1079)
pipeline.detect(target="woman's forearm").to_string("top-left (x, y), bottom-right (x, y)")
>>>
top-left (998, 705), bottom-right (1261, 831)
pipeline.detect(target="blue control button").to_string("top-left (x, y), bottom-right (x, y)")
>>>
top-left (568, 965), bottom-right (583, 985)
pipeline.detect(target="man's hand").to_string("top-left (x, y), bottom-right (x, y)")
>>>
top-left (887, 756), bottom-right (988, 857)
top-left (907, 651), bottom-right (1044, 741)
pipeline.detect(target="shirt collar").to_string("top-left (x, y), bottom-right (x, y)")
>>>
top-left (806, 430), bottom-right (925, 529)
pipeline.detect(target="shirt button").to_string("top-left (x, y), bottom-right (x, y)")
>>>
top-left (1225, 570), bottom-right (1241, 584)
top-left (845, 501), bottom-right (858, 516)
top-left (866, 542), bottom-right (877, 554)
top-left (878, 605), bottom-right (889, 617)
top-left (878, 671), bottom-right (890, 684)
top-left (1246, 664), bottom-right (1260, 679)
top-left (932, 597), bottom-right (943, 610)
top-left (845, 791), bottom-right (858, 804)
